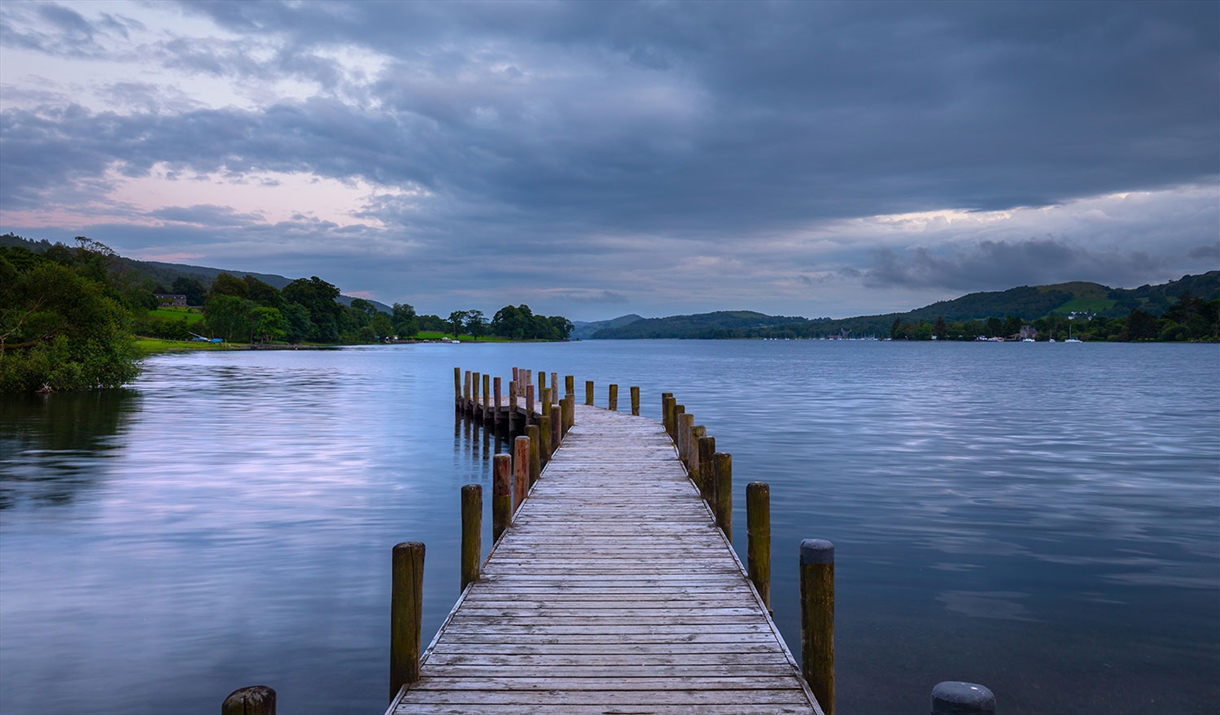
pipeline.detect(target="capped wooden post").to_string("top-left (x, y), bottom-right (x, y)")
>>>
top-left (747, 482), bottom-right (771, 609)
top-left (565, 375), bottom-right (574, 399)
top-left (463, 370), bottom-right (471, 412)
top-left (608, 384), bottom-right (618, 411)
top-left (679, 413), bottom-right (694, 471)
top-left (550, 372), bottom-right (557, 402)
top-left (800, 539), bottom-right (835, 715)
top-left (222, 686), bottom-right (275, 715)
top-left (585, 380), bottom-right (594, 406)
top-left (673, 404), bottom-right (685, 444)
top-left (932, 682), bottom-right (996, 715)
top-left (713, 451), bottom-right (731, 540)
top-left (662, 394), bottom-right (673, 435)
top-left (562, 395), bottom-right (573, 436)
top-left (460, 484), bottom-right (481, 592)
top-left (453, 367), bottom-right (461, 407)
top-left (538, 370), bottom-right (546, 398)
top-left (472, 371), bottom-right (480, 414)
top-left (493, 377), bottom-right (502, 425)
top-left (630, 386), bottom-right (640, 416)
top-left (513, 436), bottom-right (530, 512)
top-left (512, 366), bottom-right (519, 383)
top-left (482, 373), bottom-right (490, 419)
top-left (551, 403), bottom-right (562, 449)
top-left (541, 388), bottom-right (552, 418)
top-left (492, 454), bottom-right (511, 542)
top-left (698, 436), bottom-right (716, 501)
top-left (526, 384), bottom-right (535, 420)
top-left (508, 380), bottom-right (518, 431)
top-left (539, 414), bottom-right (552, 463)
top-left (527, 425), bottom-right (541, 485)
top-left (390, 541), bottom-right (425, 701)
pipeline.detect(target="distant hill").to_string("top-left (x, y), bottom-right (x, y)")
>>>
top-left (0, 234), bottom-right (392, 313)
top-left (570, 314), bottom-right (644, 340)
top-left (590, 271), bottom-right (1220, 339)
top-left (593, 310), bottom-right (813, 339)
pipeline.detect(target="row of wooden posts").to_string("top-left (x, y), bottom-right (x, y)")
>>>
top-left (222, 368), bottom-right (996, 715)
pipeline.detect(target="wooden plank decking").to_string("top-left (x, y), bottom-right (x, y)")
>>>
top-left (388, 404), bottom-right (821, 714)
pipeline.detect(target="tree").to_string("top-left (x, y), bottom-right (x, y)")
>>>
top-left (391, 303), bottom-right (418, 338)
top-left (985, 317), bottom-right (1003, 338)
top-left (282, 276), bottom-right (341, 342)
top-left (890, 317), bottom-right (901, 339)
top-left (548, 315), bottom-right (574, 340)
top-left (250, 307), bottom-right (287, 343)
top-left (1125, 308), bottom-right (1159, 341)
top-left (171, 276), bottom-right (206, 306)
top-left (933, 315), bottom-right (947, 340)
top-left (1002, 314), bottom-right (1023, 338)
top-left (243, 275), bottom-right (283, 309)
top-left (207, 272), bottom-right (249, 300)
top-left (448, 310), bottom-right (468, 339)
top-left (282, 303), bottom-right (313, 344)
top-left (465, 310), bottom-right (486, 340)
top-left (204, 294), bottom-right (255, 341)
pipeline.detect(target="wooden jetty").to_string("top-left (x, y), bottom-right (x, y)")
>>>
top-left (388, 371), bottom-right (825, 714)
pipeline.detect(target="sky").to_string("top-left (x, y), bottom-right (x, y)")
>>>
top-left (1, 1), bottom-right (1217, 321)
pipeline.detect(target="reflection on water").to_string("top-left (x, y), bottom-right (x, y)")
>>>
top-left (0, 390), bottom-right (139, 509)
top-left (1, 342), bottom-right (1217, 714)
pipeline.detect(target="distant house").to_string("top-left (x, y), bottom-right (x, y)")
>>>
top-left (1018, 325), bottom-right (1038, 340)
top-left (155, 294), bottom-right (187, 307)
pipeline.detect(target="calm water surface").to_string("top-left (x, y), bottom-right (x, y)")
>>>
top-left (1, 341), bottom-right (1217, 714)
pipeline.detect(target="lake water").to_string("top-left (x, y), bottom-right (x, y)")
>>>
top-left (1, 341), bottom-right (1217, 714)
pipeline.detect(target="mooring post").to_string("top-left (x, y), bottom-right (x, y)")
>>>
top-left (527, 425), bottom-right (541, 485)
top-left (538, 370), bottom-right (546, 399)
top-left (460, 484), bottom-right (481, 592)
top-left (585, 380), bottom-right (594, 406)
top-left (493, 377), bottom-right (502, 426)
top-left (472, 371), bottom-right (480, 416)
top-left (661, 394), bottom-right (673, 435)
top-left (747, 482), bottom-right (771, 609)
top-left (492, 454), bottom-right (510, 542)
top-left (513, 436), bottom-right (530, 512)
top-left (673, 404), bottom-right (685, 444)
top-left (562, 395), bottom-right (573, 436)
top-left (526, 384), bottom-right (535, 422)
top-left (539, 414), bottom-right (552, 463)
top-left (222, 686), bottom-right (275, 715)
top-left (482, 373), bottom-right (490, 420)
top-left (453, 367), bottom-right (461, 408)
top-left (390, 541), bottom-right (425, 701)
top-left (463, 370), bottom-right (471, 412)
top-left (551, 404), bottom-right (562, 450)
top-left (713, 452), bottom-right (732, 540)
top-left (698, 436), bottom-right (716, 501)
top-left (565, 375), bottom-right (574, 400)
top-left (541, 388), bottom-right (551, 419)
top-left (690, 425), bottom-right (705, 475)
top-left (508, 380), bottom-right (518, 432)
top-left (679, 413), bottom-right (694, 471)
top-left (931, 682), bottom-right (996, 715)
top-left (630, 386), bottom-right (640, 416)
top-left (608, 384), bottom-right (618, 411)
top-left (800, 539), bottom-right (835, 715)
top-left (550, 373), bottom-right (557, 403)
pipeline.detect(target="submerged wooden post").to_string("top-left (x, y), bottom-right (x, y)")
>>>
top-left (481, 373), bottom-right (490, 419)
top-left (630, 386), bottom-right (640, 416)
top-left (608, 384), bottom-right (618, 411)
top-left (463, 370), bottom-right (471, 412)
top-left (390, 541), bottom-right (425, 701)
top-left (493, 377), bottom-right (502, 425)
top-left (222, 686), bottom-right (275, 715)
top-left (932, 682), bottom-right (996, 715)
top-left (492, 454), bottom-right (511, 542)
top-left (472, 371), bottom-right (480, 414)
top-left (698, 436), bottom-right (716, 502)
top-left (585, 380), bottom-right (594, 406)
top-left (539, 414), bottom-right (552, 463)
top-left (800, 539), bottom-right (835, 715)
top-left (713, 451), bottom-right (731, 540)
top-left (565, 375), bottom-right (574, 399)
top-left (453, 367), bottom-right (461, 407)
top-left (527, 424), bottom-right (541, 485)
top-left (460, 484), bottom-right (481, 592)
top-left (747, 482), bottom-right (771, 609)
top-left (513, 436), bottom-right (530, 512)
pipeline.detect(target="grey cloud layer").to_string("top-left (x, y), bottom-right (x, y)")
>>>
top-left (1, 1), bottom-right (1216, 316)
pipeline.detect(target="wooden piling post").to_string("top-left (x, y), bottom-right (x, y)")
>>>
top-left (713, 451), bottom-right (731, 540)
top-left (698, 436), bottom-right (716, 502)
top-left (608, 384), bottom-right (618, 411)
top-left (538, 370), bottom-right (546, 397)
top-left (508, 381), bottom-right (518, 431)
top-left (526, 384), bottom-right (535, 421)
top-left (630, 386), bottom-right (640, 416)
top-left (747, 482), bottom-right (771, 609)
top-left (453, 367), bottom-right (461, 407)
top-left (492, 454), bottom-right (510, 542)
top-left (390, 541), bottom-right (425, 701)
top-left (585, 380), bottom-right (594, 406)
top-left (932, 682), bottom-right (996, 715)
top-left (679, 413), bottom-right (694, 471)
top-left (539, 414), bottom-right (552, 463)
top-left (562, 395), bottom-right (573, 436)
top-left (565, 375), bottom-right (574, 399)
top-left (460, 484), bottom-right (481, 592)
top-left (513, 436), bottom-right (530, 512)
top-left (493, 377), bottom-right (502, 425)
top-left (527, 425), bottom-right (541, 486)
top-left (673, 404), bottom-right (685, 444)
top-left (472, 371), bottom-right (480, 415)
top-left (800, 539), bottom-right (835, 715)
top-left (551, 404), bottom-right (562, 450)
top-left (512, 367), bottom-right (519, 384)
top-left (690, 425), bottom-right (705, 475)
top-left (661, 394), bottom-right (673, 435)
top-left (222, 686), bottom-right (275, 715)
top-left (482, 373), bottom-right (490, 419)
top-left (463, 370), bottom-right (471, 412)
top-left (550, 373), bottom-right (557, 403)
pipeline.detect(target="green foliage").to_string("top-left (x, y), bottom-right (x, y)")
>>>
top-left (391, 303), bottom-right (418, 338)
top-left (0, 246), bottom-right (139, 392)
top-left (282, 276), bottom-right (341, 342)
top-left (490, 305), bottom-right (573, 340)
top-left (171, 276), bottom-right (207, 306)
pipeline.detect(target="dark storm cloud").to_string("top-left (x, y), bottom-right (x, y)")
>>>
top-left (865, 239), bottom-right (1164, 291)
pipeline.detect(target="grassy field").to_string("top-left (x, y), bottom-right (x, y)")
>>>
top-left (134, 338), bottom-right (232, 354)
top-left (149, 306), bottom-right (206, 325)
top-left (415, 331), bottom-right (510, 342)
top-left (1051, 297), bottom-right (1117, 315)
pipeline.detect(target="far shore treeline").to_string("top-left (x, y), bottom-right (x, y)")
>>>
top-left (0, 235), bottom-right (572, 393)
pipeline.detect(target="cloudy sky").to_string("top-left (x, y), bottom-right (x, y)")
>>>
top-left (1, 1), bottom-right (1216, 320)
